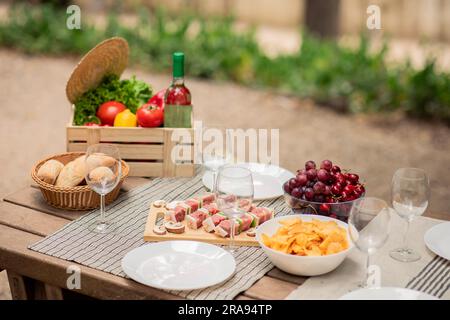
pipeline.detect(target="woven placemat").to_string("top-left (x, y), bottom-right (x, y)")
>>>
top-left (29, 174), bottom-right (292, 300)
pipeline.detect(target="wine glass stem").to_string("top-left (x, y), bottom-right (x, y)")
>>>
top-left (403, 218), bottom-right (411, 249)
top-left (100, 194), bottom-right (106, 224)
top-left (212, 170), bottom-right (218, 194)
top-left (365, 253), bottom-right (372, 287)
top-left (229, 219), bottom-right (235, 251)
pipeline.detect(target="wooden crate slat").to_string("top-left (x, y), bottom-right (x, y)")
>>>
top-left (127, 162), bottom-right (163, 177)
top-left (66, 123), bottom-right (195, 177)
top-left (67, 142), bottom-right (164, 160)
top-left (0, 224), bottom-right (179, 300)
top-left (67, 126), bottom-right (165, 143)
top-left (162, 129), bottom-right (177, 177)
top-left (176, 164), bottom-right (196, 177)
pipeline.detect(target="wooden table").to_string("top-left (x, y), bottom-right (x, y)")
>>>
top-left (0, 178), bottom-right (448, 300)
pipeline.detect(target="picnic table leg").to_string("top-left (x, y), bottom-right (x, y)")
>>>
top-left (28, 280), bottom-right (64, 300)
top-left (6, 271), bottom-right (63, 300)
top-left (6, 271), bottom-right (29, 300)
top-left (44, 283), bottom-right (64, 300)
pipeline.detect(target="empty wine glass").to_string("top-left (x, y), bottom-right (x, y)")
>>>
top-left (215, 165), bottom-right (254, 253)
top-left (348, 197), bottom-right (390, 287)
top-left (390, 168), bottom-right (430, 262)
top-left (85, 144), bottom-right (122, 234)
top-left (201, 127), bottom-right (232, 194)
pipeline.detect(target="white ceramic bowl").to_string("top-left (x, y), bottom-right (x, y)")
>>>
top-left (256, 214), bottom-right (354, 276)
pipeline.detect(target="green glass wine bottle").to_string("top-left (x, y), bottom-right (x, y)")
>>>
top-left (164, 52), bottom-right (192, 128)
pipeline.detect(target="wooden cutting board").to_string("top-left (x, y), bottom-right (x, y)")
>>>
top-left (143, 201), bottom-right (259, 246)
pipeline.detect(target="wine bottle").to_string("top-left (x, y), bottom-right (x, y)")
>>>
top-left (164, 52), bottom-right (192, 128)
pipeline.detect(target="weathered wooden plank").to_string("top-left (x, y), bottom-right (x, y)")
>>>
top-left (243, 276), bottom-right (298, 300)
top-left (235, 294), bottom-right (254, 300)
top-left (0, 202), bottom-right (69, 237)
top-left (267, 268), bottom-right (308, 286)
top-left (0, 224), bottom-right (179, 300)
top-left (7, 271), bottom-right (28, 300)
top-left (5, 178), bottom-right (151, 221)
top-left (32, 280), bottom-right (48, 300)
top-left (3, 187), bottom-right (88, 220)
top-left (31, 177), bottom-right (150, 192)
top-left (44, 283), bottom-right (64, 300)
top-left (120, 177), bottom-right (151, 192)
top-left (424, 211), bottom-right (450, 221)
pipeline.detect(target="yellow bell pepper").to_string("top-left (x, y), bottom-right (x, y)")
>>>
top-left (114, 109), bottom-right (137, 127)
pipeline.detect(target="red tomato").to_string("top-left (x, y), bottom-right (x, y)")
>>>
top-left (97, 101), bottom-right (126, 126)
top-left (84, 122), bottom-right (101, 127)
top-left (136, 104), bottom-right (164, 128)
top-left (147, 89), bottom-right (166, 110)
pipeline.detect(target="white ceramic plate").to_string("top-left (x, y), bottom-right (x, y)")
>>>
top-left (424, 222), bottom-right (450, 260)
top-left (121, 241), bottom-right (236, 291)
top-left (203, 162), bottom-right (294, 200)
top-left (340, 287), bottom-right (438, 300)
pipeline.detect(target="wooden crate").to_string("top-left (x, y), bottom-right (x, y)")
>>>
top-left (66, 108), bottom-right (195, 178)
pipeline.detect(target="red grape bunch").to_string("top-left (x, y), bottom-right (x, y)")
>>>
top-left (284, 160), bottom-right (365, 207)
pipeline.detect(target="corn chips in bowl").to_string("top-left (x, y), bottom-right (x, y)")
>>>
top-left (256, 214), bottom-right (354, 276)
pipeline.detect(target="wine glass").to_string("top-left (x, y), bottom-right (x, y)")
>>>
top-left (215, 165), bottom-right (254, 253)
top-left (201, 127), bottom-right (232, 194)
top-left (348, 197), bottom-right (390, 288)
top-left (390, 168), bottom-right (430, 262)
top-left (85, 144), bottom-right (122, 234)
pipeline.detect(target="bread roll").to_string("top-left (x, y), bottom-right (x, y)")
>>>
top-left (37, 159), bottom-right (64, 184)
top-left (55, 156), bottom-right (86, 187)
top-left (88, 166), bottom-right (116, 183)
top-left (86, 153), bottom-right (117, 169)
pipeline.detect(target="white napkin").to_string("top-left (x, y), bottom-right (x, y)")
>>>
top-left (286, 211), bottom-right (449, 300)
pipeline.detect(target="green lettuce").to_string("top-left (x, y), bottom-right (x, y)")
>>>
top-left (73, 75), bottom-right (152, 125)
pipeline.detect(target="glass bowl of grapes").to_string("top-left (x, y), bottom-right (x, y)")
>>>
top-left (283, 160), bottom-right (365, 222)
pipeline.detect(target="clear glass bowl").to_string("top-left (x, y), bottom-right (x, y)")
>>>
top-left (282, 181), bottom-right (364, 222)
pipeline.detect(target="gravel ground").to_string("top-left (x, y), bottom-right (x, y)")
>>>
top-left (0, 50), bottom-right (449, 299)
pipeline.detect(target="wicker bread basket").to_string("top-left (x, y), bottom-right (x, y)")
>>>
top-left (31, 152), bottom-right (129, 210)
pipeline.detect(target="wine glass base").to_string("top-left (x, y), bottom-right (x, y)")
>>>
top-left (90, 221), bottom-right (114, 234)
top-left (389, 248), bottom-right (421, 262)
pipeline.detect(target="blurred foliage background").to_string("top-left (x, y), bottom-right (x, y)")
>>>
top-left (0, 2), bottom-right (449, 123)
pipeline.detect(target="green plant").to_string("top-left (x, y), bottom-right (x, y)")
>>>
top-left (0, 3), bottom-right (449, 124)
top-left (74, 75), bottom-right (152, 125)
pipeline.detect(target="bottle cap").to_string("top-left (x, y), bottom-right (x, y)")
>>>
top-left (173, 52), bottom-right (184, 78)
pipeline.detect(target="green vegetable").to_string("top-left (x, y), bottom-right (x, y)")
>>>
top-left (73, 75), bottom-right (152, 126)
top-left (1, 4), bottom-right (449, 124)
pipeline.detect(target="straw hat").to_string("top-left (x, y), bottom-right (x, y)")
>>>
top-left (65, 37), bottom-right (129, 104)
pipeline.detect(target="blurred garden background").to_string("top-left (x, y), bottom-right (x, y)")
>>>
top-left (0, 0), bottom-right (449, 298)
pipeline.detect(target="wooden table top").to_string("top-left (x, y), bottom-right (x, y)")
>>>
top-left (0, 177), bottom-right (448, 300)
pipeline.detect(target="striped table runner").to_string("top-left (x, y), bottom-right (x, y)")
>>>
top-left (406, 256), bottom-right (450, 298)
top-left (29, 174), bottom-right (291, 300)
top-left (286, 212), bottom-right (449, 300)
